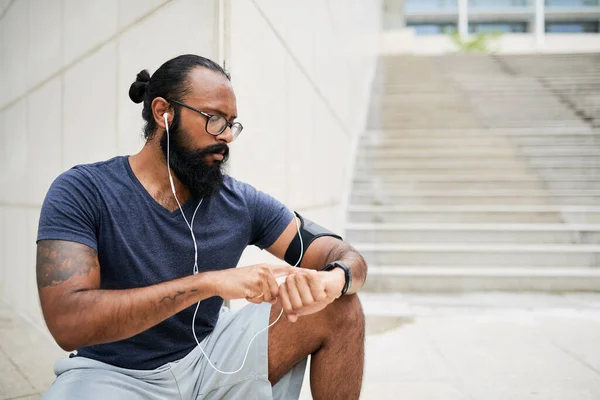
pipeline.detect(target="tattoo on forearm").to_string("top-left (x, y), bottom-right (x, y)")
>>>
top-left (36, 240), bottom-right (99, 288)
top-left (159, 290), bottom-right (186, 303)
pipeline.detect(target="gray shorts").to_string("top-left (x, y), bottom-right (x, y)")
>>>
top-left (42, 303), bottom-right (307, 400)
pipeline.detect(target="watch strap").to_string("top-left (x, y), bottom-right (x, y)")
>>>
top-left (321, 261), bottom-right (352, 296)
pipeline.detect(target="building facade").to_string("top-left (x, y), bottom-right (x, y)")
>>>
top-left (383, 0), bottom-right (600, 53)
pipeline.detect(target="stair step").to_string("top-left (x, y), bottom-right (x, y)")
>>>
top-left (350, 191), bottom-right (600, 206)
top-left (354, 243), bottom-right (600, 267)
top-left (354, 167), bottom-right (600, 177)
top-left (357, 149), bottom-right (600, 158)
top-left (348, 206), bottom-right (600, 223)
top-left (351, 189), bottom-right (600, 196)
top-left (355, 172), bottom-right (600, 181)
top-left (363, 267), bottom-right (600, 292)
top-left (345, 224), bottom-right (600, 244)
top-left (353, 174), bottom-right (597, 182)
top-left (360, 135), bottom-right (599, 144)
top-left (361, 127), bottom-right (596, 137)
top-left (360, 136), bottom-right (600, 148)
top-left (353, 180), bottom-right (600, 191)
top-left (355, 158), bottom-right (600, 168)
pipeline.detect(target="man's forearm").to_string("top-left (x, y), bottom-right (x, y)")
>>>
top-left (323, 241), bottom-right (367, 295)
top-left (45, 272), bottom-right (216, 351)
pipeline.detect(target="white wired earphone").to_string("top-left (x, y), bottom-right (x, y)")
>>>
top-left (163, 113), bottom-right (303, 375)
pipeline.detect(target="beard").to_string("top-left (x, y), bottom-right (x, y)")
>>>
top-left (160, 119), bottom-right (229, 200)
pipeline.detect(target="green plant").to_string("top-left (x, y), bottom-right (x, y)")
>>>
top-left (448, 31), bottom-right (502, 54)
top-left (372, 215), bottom-right (384, 223)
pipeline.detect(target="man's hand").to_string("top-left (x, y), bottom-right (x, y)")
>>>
top-left (211, 264), bottom-right (296, 304)
top-left (278, 268), bottom-right (345, 322)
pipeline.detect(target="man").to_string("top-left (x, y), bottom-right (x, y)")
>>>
top-left (36, 54), bottom-right (367, 399)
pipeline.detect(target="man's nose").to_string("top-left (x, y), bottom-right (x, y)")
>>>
top-left (217, 125), bottom-right (234, 144)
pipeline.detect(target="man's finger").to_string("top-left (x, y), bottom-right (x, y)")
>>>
top-left (307, 270), bottom-right (326, 302)
top-left (296, 274), bottom-right (315, 305)
top-left (246, 292), bottom-right (263, 304)
top-left (286, 275), bottom-right (304, 311)
top-left (267, 264), bottom-right (297, 278)
top-left (279, 283), bottom-right (294, 316)
top-left (266, 274), bottom-right (279, 300)
top-left (261, 277), bottom-right (272, 303)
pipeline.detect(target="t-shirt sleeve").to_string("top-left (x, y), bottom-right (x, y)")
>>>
top-left (246, 184), bottom-right (294, 250)
top-left (37, 167), bottom-right (100, 251)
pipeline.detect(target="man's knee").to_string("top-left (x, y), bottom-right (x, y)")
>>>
top-left (327, 294), bottom-right (365, 336)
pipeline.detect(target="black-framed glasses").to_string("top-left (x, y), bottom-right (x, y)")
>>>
top-left (169, 99), bottom-right (243, 141)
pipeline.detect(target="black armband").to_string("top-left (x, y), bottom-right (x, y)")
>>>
top-left (284, 212), bottom-right (342, 266)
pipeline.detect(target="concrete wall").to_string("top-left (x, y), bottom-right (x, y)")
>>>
top-left (0, 0), bottom-right (220, 328)
top-left (0, 0), bottom-right (381, 327)
top-left (229, 0), bottom-right (381, 271)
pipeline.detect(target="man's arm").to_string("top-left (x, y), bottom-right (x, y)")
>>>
top-left (37, 240), bottom-right (293, 351)
top-left (266, 217), bottom-right (368, 321)
top-left (267, 217), bottom-right (367, 294)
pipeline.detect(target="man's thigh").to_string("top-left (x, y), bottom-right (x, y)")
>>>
top-left (42, 357), bottom-right (179, 400)
top-left (189, 303), bottom-right (307, 400)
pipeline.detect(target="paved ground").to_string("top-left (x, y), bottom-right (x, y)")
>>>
top-left (3, 292), bottom-right (600, 399)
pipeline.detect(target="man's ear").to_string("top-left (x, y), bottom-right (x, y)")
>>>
top-left (152, 97), bottom-right (172, 129)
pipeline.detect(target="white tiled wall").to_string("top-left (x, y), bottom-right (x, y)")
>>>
top-left (27, 77), bottom-right (63, 205)
top-left (63, 0), bottom-right (119, 66)
top-left (0, 0), bottom-right (381, 328)
top-left (4, 99), bottom-right (28, 205)
top-left (230, 0), bottom-right (381, 268)
top-left (28, 0), bottom-right (63, 89)
top-left (1, 0), bottom-right (29, 108)
top-left (63, 42), bottom-right (118, 169)
top-left (117, 0), bottom-right (169, 29)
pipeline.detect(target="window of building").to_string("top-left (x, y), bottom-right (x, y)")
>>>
top-left (545, 0), bottom-right (599, 7)
top-left (545, 21), bottom-right (600, 32)
top-left (407, 23), bottom-right (458, 34)
top-left (469, 22), bottom-right (529, 33)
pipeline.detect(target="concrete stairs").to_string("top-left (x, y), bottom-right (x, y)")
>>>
top-left (352, 54), bottom-right (600, 292)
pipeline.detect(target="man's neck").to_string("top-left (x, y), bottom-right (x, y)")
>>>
top-left (129, 142), bottom-right (191, 212)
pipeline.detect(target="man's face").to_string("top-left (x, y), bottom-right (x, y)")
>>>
top-left (160, 68), bottom-right (238, 199)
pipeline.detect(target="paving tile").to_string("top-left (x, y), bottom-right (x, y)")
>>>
top-left (0, 350), bottom-right (36, 400)
top-left (0, 326), bottom-right (64, 393)
top-left (359, 381), bottom-right (470, 400)
top-left (534, 311), bottom-right (600, 374)
top-left (0, 303), bottom-right (65, 394)
top-left (6, 395), bottom-right (42, 400)
top-left (462, 377), bottom-right (600, 400)
top-left (365, 323), bottom-right (455, 382)
top-left (421, 313), bottom-right (600, 381)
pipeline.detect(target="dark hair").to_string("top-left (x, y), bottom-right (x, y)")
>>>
top-left (129, 54), bottom-right (231, 140)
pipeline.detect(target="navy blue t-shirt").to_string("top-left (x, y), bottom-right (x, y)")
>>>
top-left (37, 156), bottom-right (293, 370)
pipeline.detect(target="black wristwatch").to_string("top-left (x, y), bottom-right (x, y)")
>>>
top-left (321, 261), bottom-right (352, 296)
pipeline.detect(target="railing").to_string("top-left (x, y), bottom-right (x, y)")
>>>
top-left (469, 0), bottom-right (530, 9)
top-left (403, 0), bottom-right (600, 12)
top-left (405, 0), bottom-right (458, 12)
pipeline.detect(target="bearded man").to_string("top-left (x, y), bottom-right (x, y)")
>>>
top-left (36, 54), bottom-right (367, 400)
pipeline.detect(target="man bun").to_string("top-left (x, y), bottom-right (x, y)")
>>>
top-left (128, 69), bottom-right (151, 104)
